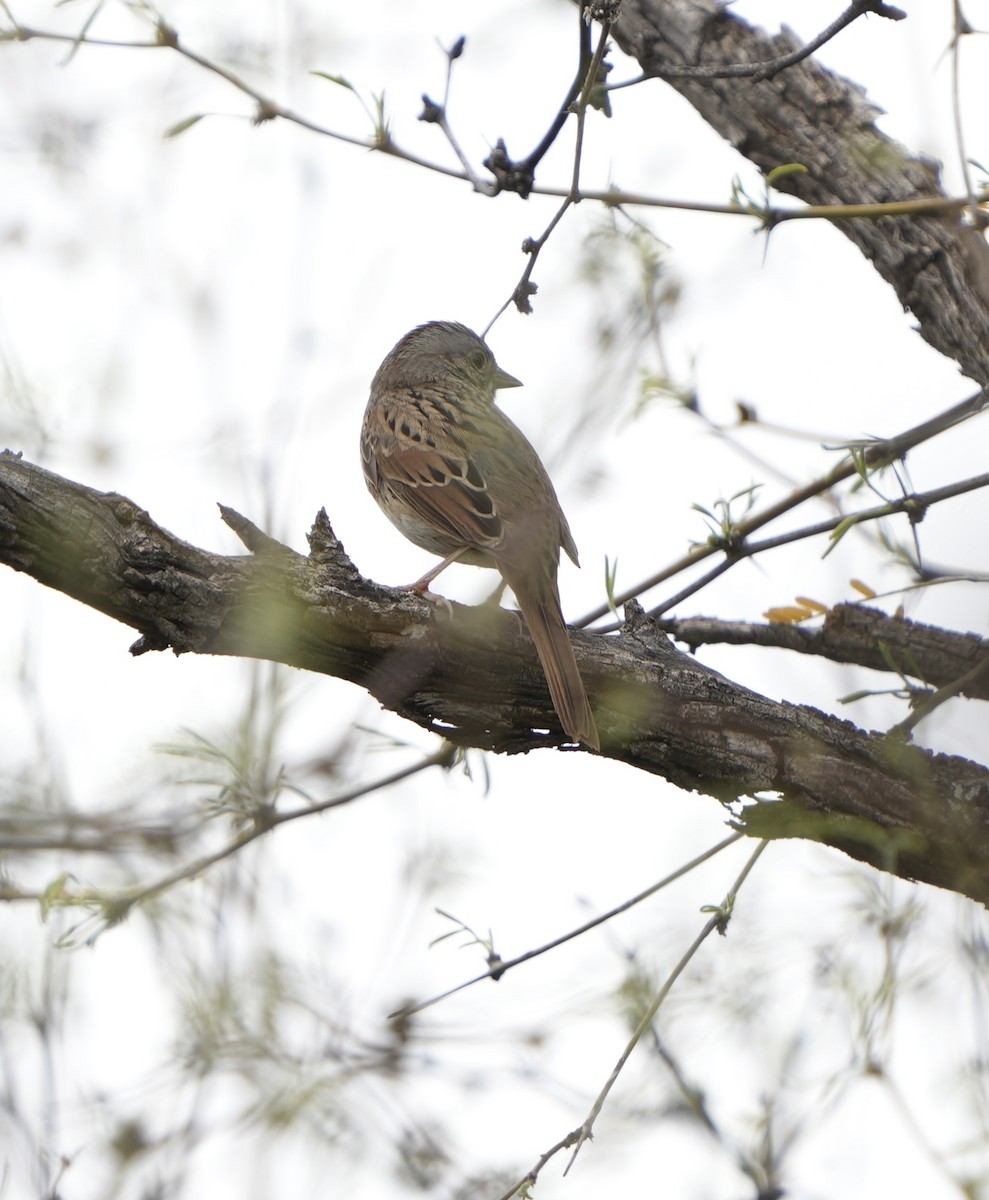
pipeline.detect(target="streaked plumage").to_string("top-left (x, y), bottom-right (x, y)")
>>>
top-left (361, 321), bottom-right (599, 751)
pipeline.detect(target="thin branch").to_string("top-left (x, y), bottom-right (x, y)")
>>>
top-left (493, 1127), bottom-right (584, 1200)
top-left (888, 653), bottom-right (989, 739)
top-left (536, 183), bottom-right (989, 224)
top-left (389, 832), bottom-right (743, 1020)
top-left (1, 20), bottom-right (467, 174)
top-left (948, 0), bottom-right (985, 229)
top-left (127, 741), bottom-right (455, 901)
top-left (487, 12), bottom-right (615, 320)
top-left (564, 840), bottom-right (770, 1173)
top-left (418, 37), bottom-right (498, 196)
top-left (608, 0), bottom-right (906, 88)
top-left (481, 7), bottom-right (595, 199)
top-left (646, 467), bottom-right (989, 621)
top-left (0, 813), bottom-right (191, 856)
top-left (418, 91), bottom-right (496, 195)
top-left (4, 745), bottom-right (456, 932)
top-left (578, 388), bottom-right (989, 627)
top-left (518, 13), bottom-right (592, 176)
top-left (4, 19), bottom-right (988, 229)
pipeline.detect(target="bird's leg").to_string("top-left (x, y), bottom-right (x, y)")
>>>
top-left (406, 547), bottom-right (468, 594)
top-left (399, 548), bottom-right (471, 618)
top-left (480, 577), bottom-right (508, 609)
top-left (477, 575), bottom-right (525, 637)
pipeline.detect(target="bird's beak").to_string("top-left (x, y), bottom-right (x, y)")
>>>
top-left (494, 366), bottom-right (523, 390)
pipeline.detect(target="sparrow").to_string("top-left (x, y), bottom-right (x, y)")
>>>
top-left (360, 321), bottom-right (599, 750)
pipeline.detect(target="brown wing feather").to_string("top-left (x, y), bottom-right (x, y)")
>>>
top-left (370, 436), bottom-right (504, 554)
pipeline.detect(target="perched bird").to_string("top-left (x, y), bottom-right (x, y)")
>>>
top-left (360, 321), bottom-right (599, 751)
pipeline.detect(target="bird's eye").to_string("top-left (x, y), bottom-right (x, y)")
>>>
top-left (469, 350), bottom-right (487, 370)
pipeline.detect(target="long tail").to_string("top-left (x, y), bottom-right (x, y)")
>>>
top-left (510, 574), bottom-right (600, 751)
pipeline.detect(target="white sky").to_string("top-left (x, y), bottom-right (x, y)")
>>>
top-left (1, 1), bottom-right (988, 1198)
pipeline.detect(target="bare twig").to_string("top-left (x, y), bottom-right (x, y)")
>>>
top-left (389, 832), bottom-right (743, 1020)
top-left (642, 467), bottom-right (989, 622)
top-left (492, 1127), bottom-right (584, 1200)
top-left (888, 654), bottom-right (989, 739)
top-left (6, 745), bottom-right (456, 935)
top-left (3, 17), bottom-right (986, 229)
top-left (947, 0), bottom-right (986, 229)
top-left (609, 0), bottom-right (905, 87)
top-left (483, 10), bottom-right (593, 197)
top-left (482, 840), bottom-right (770, 1198)
top-left (418, 36), bottom-right (498, 195)
top-left (578, 388), bottom-right (989, 627)
top-left (487, 11), bottom-right (615, 322)
top-left (564, 840), bottom-right (770, 1172)
top-left (541, 183), bottom-right (989, 223)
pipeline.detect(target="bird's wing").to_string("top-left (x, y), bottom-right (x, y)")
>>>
top-left (364, 418), bottom-right (505, 553)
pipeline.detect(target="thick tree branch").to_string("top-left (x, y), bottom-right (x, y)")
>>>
top-left (604, 0), bottom-right (989, 384)
top-left (660, 607), bottom-right (989, 701)
top-left (2, 451), bottom-right (988, 904)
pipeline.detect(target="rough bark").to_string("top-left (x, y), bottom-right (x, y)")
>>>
top-left (2, 450), bottom-right (988, 905)
top-left (605, 0), bottom-right (989, 385)
top-left (660, 607), bottom-right (989, 701)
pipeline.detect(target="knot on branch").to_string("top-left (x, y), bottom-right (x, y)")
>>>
top-left (418, 93), bottom-right (443, 124)
top-left (306, 507), bottom-right (361, 581)
top-left (483, 139), bottom-right (533, 198)
top-left (620, 600), bottom-right (679, 659)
